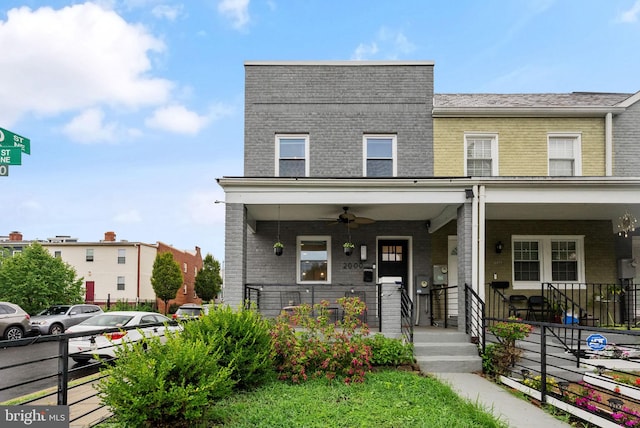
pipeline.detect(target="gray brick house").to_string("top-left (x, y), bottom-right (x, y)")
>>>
top-left (218, 60), bottom-right (640, 338)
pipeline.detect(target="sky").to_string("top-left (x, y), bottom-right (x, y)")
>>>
top-left (1, 0), bottom-right (639, 263)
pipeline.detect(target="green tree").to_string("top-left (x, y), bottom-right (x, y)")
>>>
top-left (194, 253), bottom-right (222, 302)
top-left (0, 242), bottom-right (84, 314)
top-left (151, 252), bottom-right (183, 314)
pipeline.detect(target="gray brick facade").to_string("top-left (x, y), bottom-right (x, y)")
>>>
top-left (613, 100), bottom-right (640, 176)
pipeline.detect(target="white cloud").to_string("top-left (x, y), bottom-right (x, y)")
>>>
top-left (351, 28), bottom-right (416, 60)
top-left (152, 4), bottom-right (184, 21)
top-left (218, 0), bottom-right (250, 29)
top-left (145, 105), bottom-right (211, 134)
top-left (113, 209), bottom-right (143, 224)
top-left (62, 108), bottom-right (118, 143)
top-left (187, 190), bottom-right (226, 226)
top-left (620, 0), bottom-right (640, 22)
top-left (0, 3), bottom-right (172, 125)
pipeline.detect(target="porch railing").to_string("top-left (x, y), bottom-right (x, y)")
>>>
top-left (400, 286), bottom-right (413, 343)
top-left (465, 283), bottom-right (486, 353)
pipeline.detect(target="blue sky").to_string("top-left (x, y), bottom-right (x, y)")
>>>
top-left (1, 0), bottom-right (639, 263)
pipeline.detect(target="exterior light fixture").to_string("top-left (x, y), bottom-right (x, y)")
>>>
top-left (618, 211), bottom-right (637, 238)
top-left (465, 188), bottom-right (474, 199)
top-left (495, 241), bottom-right (503, 254)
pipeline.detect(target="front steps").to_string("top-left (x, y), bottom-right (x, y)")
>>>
top-left (413, 328), bottom-right (483, 373)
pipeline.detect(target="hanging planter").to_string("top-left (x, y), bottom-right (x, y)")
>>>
top-left (343, 242), bottom-right (355, 256)
top-left (273, 242), bottom-right (284, 256)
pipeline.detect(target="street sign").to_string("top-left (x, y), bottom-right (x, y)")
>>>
top-left (0, 165), bottom-right (7, 176)
top-left (586, 333), bottom-right (607, 351)
top-left (0, 147), bottom-right (22, 165)
top-left (0, 127), bottom-right (30, 155)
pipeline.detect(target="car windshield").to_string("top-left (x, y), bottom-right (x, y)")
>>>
top-left (178, 308), bottom-right (201, 316)
top-left (39, 306), bottom-right (71, 316)
top-left (80, 314), bottom-right (134, 327)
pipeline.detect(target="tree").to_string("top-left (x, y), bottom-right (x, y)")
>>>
top-left (151, 252), bottom-right (183, 314)
top-left (0, 242), bottom-right (84, 314)
top-left (194, 254), bottom-right (223, 302)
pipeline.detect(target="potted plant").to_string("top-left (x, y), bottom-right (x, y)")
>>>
top-left (273, 242), bottom-right (284, 256)
top-left (343, 242), bottom-right (355, 256)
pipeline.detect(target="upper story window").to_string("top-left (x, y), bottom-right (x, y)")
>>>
top-left (86, 249), bottom-right (94, 262)
top-left (275, 135), bottom-right (309, 177)
top-left (118, 249), bottom-right (126, 264)
top-left (363, 135), bottom-right (397, 177)
top-left (54, 251), bottom-right (62, 258)
top-left (117, 276), bottom-right (125, 290)
top-left (548, 134), bottom-right (581, 176)
top-left (464, 134), bottom-right (498, 176)
top-left (183, 262), bottom-right (187, 273)
top-left (512, 235), bottom-right (584, 289)
top-left (297, 236), bottom-right (331, 284)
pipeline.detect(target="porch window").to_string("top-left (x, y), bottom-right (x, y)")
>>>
top-left (363, 135), bottom-right (396, 177)
top-left (512, 235), bottom-right (584, 289)
top-left (548, 134), bottom-right (581, 176)
top-left (465, 134), bottom-right (498, 176)
top-left (276, 135), bottom-right (309, 177)
top-left (297, 236), bottom-right (331, 284)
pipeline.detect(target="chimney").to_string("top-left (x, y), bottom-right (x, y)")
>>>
top-left (104, 231), bottom-right (116, 242)
top-left (9, 231), bottom-right (23, 241)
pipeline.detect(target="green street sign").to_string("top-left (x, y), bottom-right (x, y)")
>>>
top-left (0, 127), bottom-right (30, 155)
top-left (0, 147), bottom-right (22, 165)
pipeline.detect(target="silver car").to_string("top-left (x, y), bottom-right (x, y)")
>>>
top-left (0, 302), bottom-right (31, 340)
top-left (30, 304), bottom-right (103, 335)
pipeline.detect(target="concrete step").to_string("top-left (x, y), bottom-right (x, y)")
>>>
top-left (413, 330), bottom-right (470, 343)
top-left (416, 355), bottom-right (483, 373)
top-left (414, 342), bottom-right (480, 357)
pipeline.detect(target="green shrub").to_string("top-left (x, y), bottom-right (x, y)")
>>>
top-left (485, 317), bottom-right (533, 376)
top-left (271, 297), bottom-right (372, 384)
top-left (365, 334), bottom-right (414, 366)
top-left (181, 304), bottom-right (275, 390)
top-left (97, 334), bottom-right (235, 428)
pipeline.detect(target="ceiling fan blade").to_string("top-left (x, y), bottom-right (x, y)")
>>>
top-left (340, 212), bottom-right (356, 221)
top-left (347, 222), bottom-right (359, 229)
top-left (354, 216), bottom-right (375, 224)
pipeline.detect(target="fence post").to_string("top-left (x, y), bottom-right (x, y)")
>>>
top-left (540, 325), bottom-right (547, 404)
top-left (57, 336), bottom-right (69, 405)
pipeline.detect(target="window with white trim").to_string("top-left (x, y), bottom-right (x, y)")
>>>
top-left (86, 249), bottom-right (94, 262)
top-left (548, 134), bottom-right (581, 176)
top-left (512, 235), bottom-right (584, 289)
top-left (464, 134), bottom-right (498, 176)
top-left (297, 236), bottom-right (331, 284)
top-left (363, 135), bottom-right (397, 177)
top-left (275, 135), bottom-right (309, 177)
top-left (117, 276), bottom-right (125, 291)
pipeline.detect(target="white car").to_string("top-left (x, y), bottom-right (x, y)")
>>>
top-left (66, 311), bottom-right (180, 363)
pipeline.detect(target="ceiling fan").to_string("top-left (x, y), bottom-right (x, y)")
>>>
top-left (325, 207), bottom-right (375, 229)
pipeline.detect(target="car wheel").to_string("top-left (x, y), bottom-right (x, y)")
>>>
top-left (49, 324), bottom-right (64, 335)
top-left (72, 357), bottom-right (90, 364)
top-left (4, 326), bottom-right (24, 340)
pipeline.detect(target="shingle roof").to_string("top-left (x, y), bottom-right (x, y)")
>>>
top-left (434, 92), bottom-right (633, 108)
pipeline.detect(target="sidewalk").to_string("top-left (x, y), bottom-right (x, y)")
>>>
top-left (433, 372), bottom-right (572, 428)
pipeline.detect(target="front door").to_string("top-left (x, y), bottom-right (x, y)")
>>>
top-left (85, 281), bottom-right (95, 303)
top-left (377, 239), bottom-right (409, 288)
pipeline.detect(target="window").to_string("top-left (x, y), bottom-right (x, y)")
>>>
top-left (118, 249), bottom-right (126, 264)
top-left (548, 134), bottom-right (581, 176)
top-left (364, 135), bottom-right (396, 177)
top-left (183, 262), bottom-right (187, 273)
top-left (54, 251), bottom-right (62, 258)
top-left (512, 235), bottom-right (584, 289)
top-left (465, 134), bottom-right (498, 176)
top-left (297, 236), bottom-right (331, 284)
top-left (117, 276), bottom-right (125, 290)
top-left (276, 135), bottom-right (309, 177)
top-left (381, 245), bottom-right (403, 262)
top-left (86, 249), bottom-right (94, 262)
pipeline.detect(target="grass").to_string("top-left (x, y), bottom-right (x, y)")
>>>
top-left (99, 369), bottom-right (507, 427)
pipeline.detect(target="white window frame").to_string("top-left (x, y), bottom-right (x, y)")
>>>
top-left (275, 134), bottom-right (310, 177)
top-left (117, 249), bottom-right (126, 264)
top-left (296, 235), bottom-right (331, 284)
top-left (464, 133), bottom-right (499, 176)
top-left (363, 134), bottom-right (397, 177)
top-left (117, 276), bottom-right (125, 291)
top-left (547, 133), bottom-right (582, 176)
top-left (86, 248), bottom-right (94, 262)
top-left (512, 235), bottom-right (585, 290)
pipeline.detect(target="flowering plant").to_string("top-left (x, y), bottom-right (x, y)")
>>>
top-left (343, 242), bottom-right (355, 249)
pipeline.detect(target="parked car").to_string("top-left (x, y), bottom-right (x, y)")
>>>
top-left (66, 311), bottom-right (181, 363)
top-left (30, 304), bottom-right (103, 335)
top-left (0, 302), bottom-right (31, 340)
top-left (172, 303), bottom-right (205, 320)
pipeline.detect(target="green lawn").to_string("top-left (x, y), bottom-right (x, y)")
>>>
top-left (200, 369), bottom-right (507, 427)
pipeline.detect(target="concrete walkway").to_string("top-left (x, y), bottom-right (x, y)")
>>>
top-left (434, 372), bottom-right (572, 428)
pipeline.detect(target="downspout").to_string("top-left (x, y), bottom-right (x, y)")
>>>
top-left (477, 185), bottom-right (486, 301)
top-left (605, 112), bottom-right (613, 176)
top-left (136, 244), bottom-right (141, 300)
top-left (471, 184), bottom-right (479, 296)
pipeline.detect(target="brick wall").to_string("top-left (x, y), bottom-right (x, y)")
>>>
top-left (156, 242), bottom-right (203, 312)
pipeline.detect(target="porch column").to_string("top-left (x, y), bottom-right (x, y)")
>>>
top-left (457, 201), bottom-right (474, 333)
top-left (223, 203), bottom-right (247, 308)
top-left (380, 282), bottom-right (402, 339)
